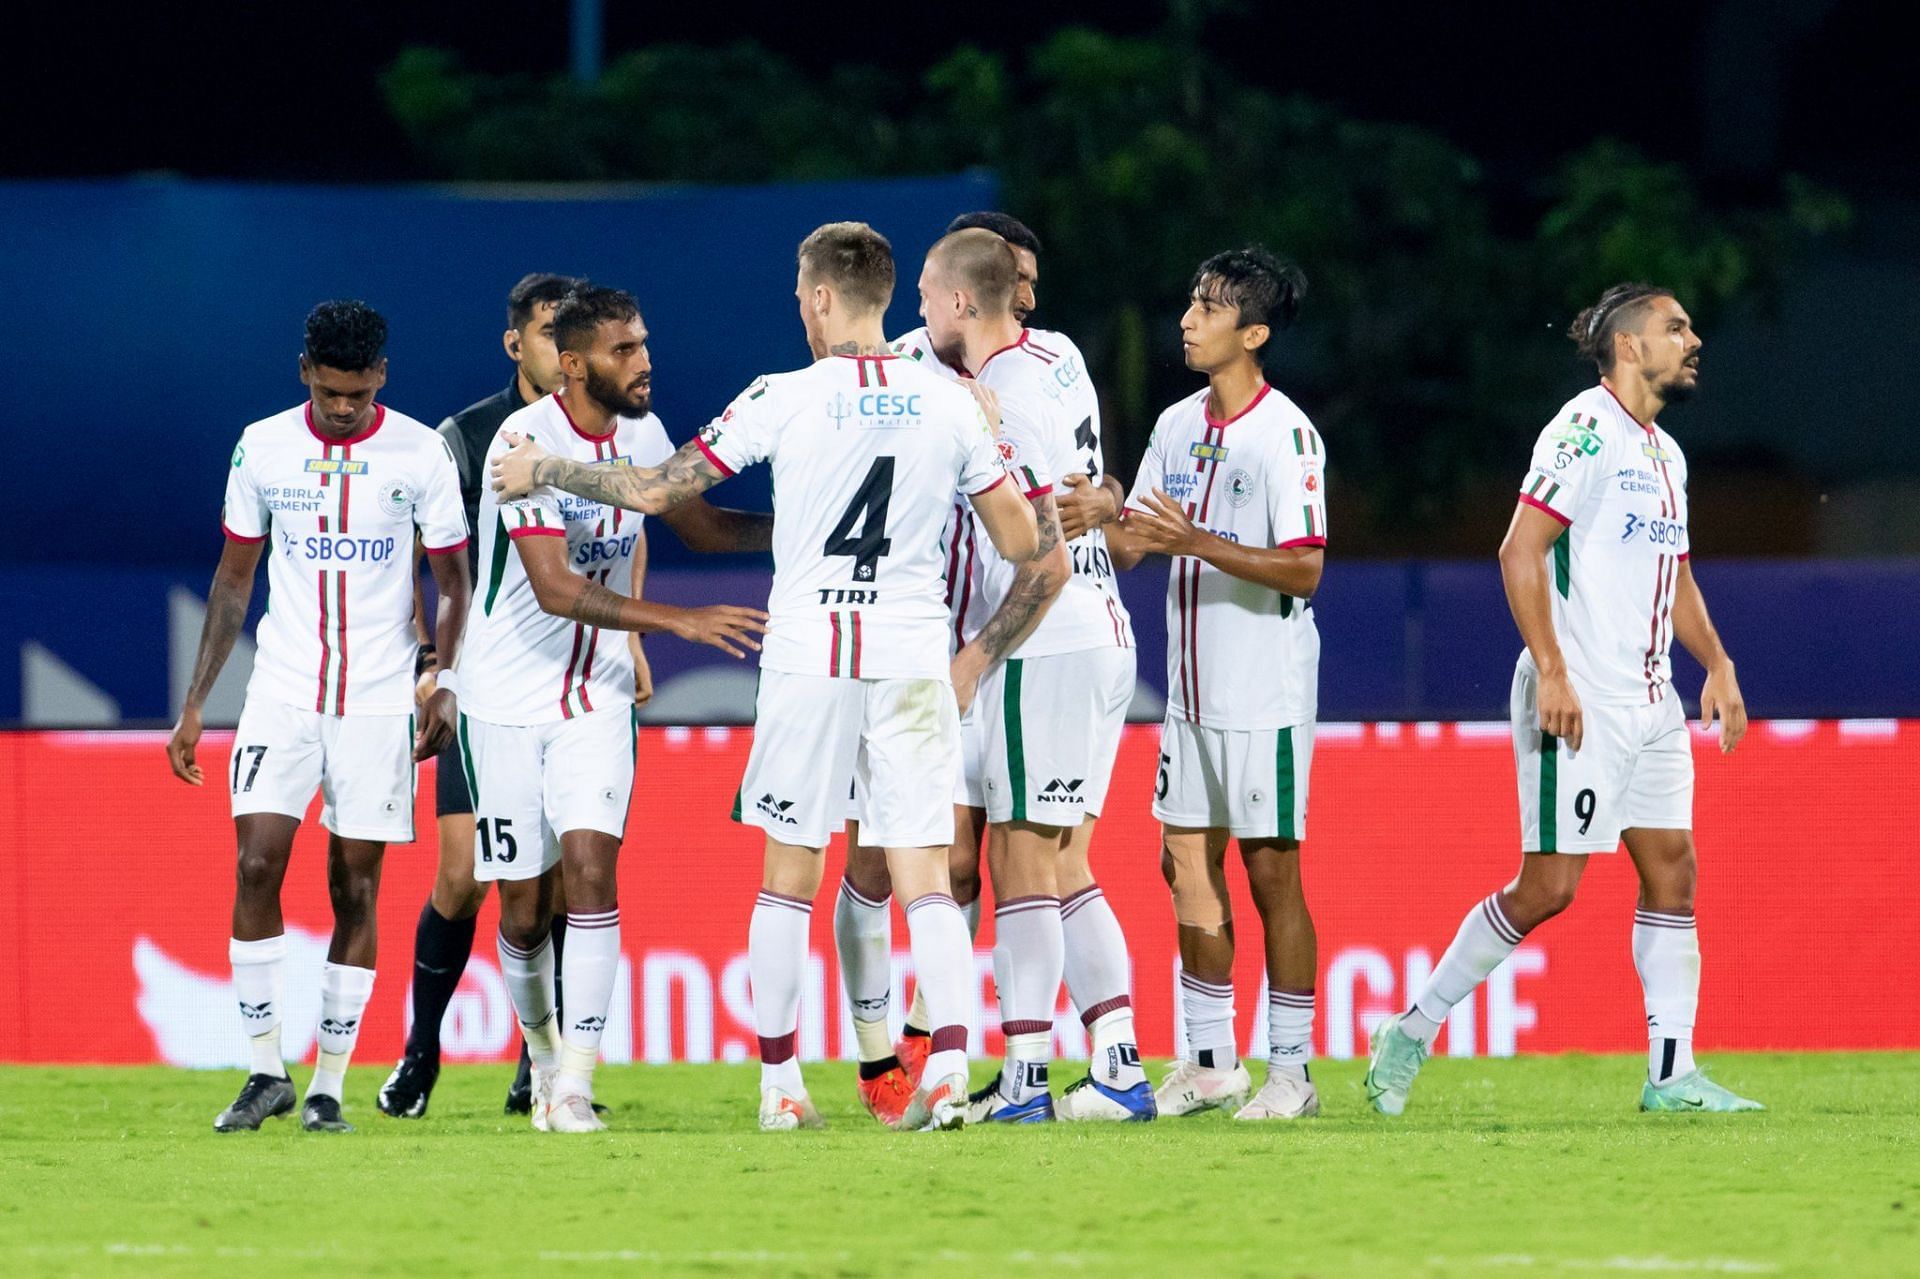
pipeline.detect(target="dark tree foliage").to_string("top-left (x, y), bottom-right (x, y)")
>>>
top-left (381, 19), bottom-right (1845, 551)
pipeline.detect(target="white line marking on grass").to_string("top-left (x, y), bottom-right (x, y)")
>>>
top-left (1464, 1255), bottom-right (1779, 1273)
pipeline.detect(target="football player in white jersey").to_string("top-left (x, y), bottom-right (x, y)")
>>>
top-left (492, 223), bottom-right (1042, 1132)
top-left (1103, 248), bottom-right (1329, 1121)
top-left (1367, 283), bottom-right (1762, 1116)
top-left (907, 229), bottom-right (1154, 1124)
top-left (167, 301), bottom-right (472, 1134)
top-left (457, 285), bottom-right (769, 1133)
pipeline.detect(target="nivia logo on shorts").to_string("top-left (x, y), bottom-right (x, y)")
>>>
top-left (1041, 777), bottom-right (1085, 799)
top-left (756, 794), bottom-right (798, 823)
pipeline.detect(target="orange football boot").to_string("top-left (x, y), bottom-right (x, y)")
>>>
top-left (894, 1033), bottom-right (932, 1087)
top-left (856, 1064), bottom-right (915, 1128)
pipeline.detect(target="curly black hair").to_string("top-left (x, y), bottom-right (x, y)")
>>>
top-left (303, 300), bottom-right (388, 372)
top-left (552, 284), bottom-right (640, 355)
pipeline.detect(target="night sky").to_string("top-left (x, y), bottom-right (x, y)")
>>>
top-left (13, 0), bottom-right (1910, 197)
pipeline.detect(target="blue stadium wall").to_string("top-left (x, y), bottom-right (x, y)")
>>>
top-left (3, 177), bottom-right (1915, 723)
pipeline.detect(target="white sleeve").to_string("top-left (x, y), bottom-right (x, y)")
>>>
top-left (416, 435), bottom-right (470, 554)
top-left (220, 435), bottom-right (268, 542)
top-left (1519, 411), bottom-right (1607, 527)
top-left (695, 377), bottom-right (777, 476)
top-left (954, 397), bottom-right (1010, 496)
top-left (492, 428), bottom-right (568, 542)
top-left (995, 398), bottom-right (1055, 499)
top-left (1267, 429), bottom-right (1328, 548)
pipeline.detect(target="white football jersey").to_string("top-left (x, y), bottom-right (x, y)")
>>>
top-left (1126, 383), bottom-right (1327, 730)
top-left (695, 354), bottom-right (1008, 680)
top-left (1515, 384), bottom-right (1691, 706)
top-left (965, 329), bottom-right (1132, 657)
top-left (461, 393), bottom-right (674, 725)
top-left (221, 403), bottom-right (467, 717)
top-left (890, 327), bottom-right (966, 382)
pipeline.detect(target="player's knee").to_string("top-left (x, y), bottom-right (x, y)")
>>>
top-left (1164, 849), bottom-right (1230, 934)
top-left (948, 859), bottom-right (981, 905)
top-left (233, 846), bottom-right (289, 898)
top-left (563, 863), bottom-right (617, 913)
top-left (327, 866), bottom-right (379, 929)
top-left (1524, 881), bottom-right (1579, 922)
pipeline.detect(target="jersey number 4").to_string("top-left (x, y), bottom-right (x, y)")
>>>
top-left (823, 456), bottom-right (894, 582)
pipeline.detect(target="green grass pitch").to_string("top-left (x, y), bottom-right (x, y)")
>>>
top-left (3, 1054), bottom-right (1915, 1277)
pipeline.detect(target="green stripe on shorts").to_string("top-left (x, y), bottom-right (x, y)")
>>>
top-left (1004, 658), bottom-right (1027, 822)
top-left (1538, 731), bottom-right (1558, 852)
top-left (457, 712), bottom-right (479, 809)
top-left (1274, 724), bottom-right (1296, 840)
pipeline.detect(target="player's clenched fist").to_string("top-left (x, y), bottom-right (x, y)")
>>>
top-left (669, 605), bottom-right (769, 659)
top-left (166, 705), bottom-right (206, 785)
top-left (1536, 668), bottom-right (1584, 752)
top-left (491, 431), bottom-right (549, 500)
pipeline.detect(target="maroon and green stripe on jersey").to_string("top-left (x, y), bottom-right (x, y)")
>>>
top-left (314, 569), bottom-right (350, 714)
top-left (827, 610), bottom-right (864, 678)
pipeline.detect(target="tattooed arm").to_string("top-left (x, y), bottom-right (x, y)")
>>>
top-left (950, 491), bottom-right (1070, 715)
top-left (659, 495), bottom-right (775, 553)
top-left (492, 436), bottom-right (725, 515)
top-left (166, 536), bottom-right (265, 784)
top-left (513, 532), bottom-right (767, 658)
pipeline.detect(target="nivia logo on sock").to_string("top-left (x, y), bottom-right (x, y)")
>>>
top-left (239, 1001), bottom-right (273, 1021)
top-left (319, 1017), bottom-right (359, 1036)
top-left (574, 1016), bottom-right (607, 1033)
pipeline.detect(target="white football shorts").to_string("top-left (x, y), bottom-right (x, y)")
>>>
top-left (229, 698), bottom-right (415, 842)
top-left (979, 647), bottom-right (1134, 827)
top-left (1152, 715), bottom-right (1314, 842)
top-left (739, 671), bottom-right (959, 850)
top-left (1513, 658), bottom-right (1693, 854)
top-left (458, 707), bottom-right (637, 882)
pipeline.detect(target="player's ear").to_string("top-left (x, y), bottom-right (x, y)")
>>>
top-left (373, 357), bottom-right (389, 390)
top-left (1241, 323), bottom-right (1269, 355)
top-left (298, 354), bottom-right (312, 387)
top-left (503, 328), bottom-right (522, 362)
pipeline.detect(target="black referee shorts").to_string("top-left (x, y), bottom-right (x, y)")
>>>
top-left (435, 733), bottom-right (473, 817)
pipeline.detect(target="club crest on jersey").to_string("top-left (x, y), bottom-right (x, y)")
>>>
top-left (1300, 465), bottom-right (1321, 497)
top-left (305, 458), bottom-right (369, 476)
top-left (996, 439), bottom-right (1019, 465)
top-left (1189, 441), bottom-right (1230, 463)
top-left (1225, 467), bottom-right (1256, 508)
top-left (376, 481), bottom-right (414, 517)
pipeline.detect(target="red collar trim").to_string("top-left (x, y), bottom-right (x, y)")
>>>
top-left (306, 402), bottom-right (385, 447)
top-left (831, 352), bottom-right (899, 361)
top-left (1204, 381), bottom-right (1271, 428)
top-left (553, 390), bottom-right (618, 442)
top-left (973, 329), bottom-right (1031, 376)
top-left (1600, 381), bottom-right (1656, 433)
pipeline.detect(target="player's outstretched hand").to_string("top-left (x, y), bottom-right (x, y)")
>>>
top-left (415, 686), bottom-right (457, 761)
top-left (491, 432), bottom-right (551, 500)
top-left (1536, 668), bottom-right (1584, 752)
top-left (167, 706), bottom-right (205, 785)
top-left (965, 381), bottom-right (1002, 436)
top-left (1127, 489), bottom-right (1200, 557)
top-left (951, 644), bottom-right (988, 717)
top-left (1699, 662), bottom-right (1747, 755)
top-left (1057, 473), bottom-right (1117, 541)
top-left (672, 605), bottom-right (769, 659)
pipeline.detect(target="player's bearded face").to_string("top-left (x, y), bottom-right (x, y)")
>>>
top-left (1635, 299), bottom-right (1702, 404)
top-left (582, 355), bottom-right (650, 415)
top-left (1011, 247), bottom-right (1039, 325)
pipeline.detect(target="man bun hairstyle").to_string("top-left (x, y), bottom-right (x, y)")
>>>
top-left (1570, 282), bottom-right (1675, 373)
top-left (303, 300), bottom-right (388, 372)
top-left (508, 272), bottom-right (584, 330)
top-left (551, 284), bottom-right (640, 355)
top-left (1191, 246), bottom-right (1308, 351)
top-left (928, 227), bottom-right (1019, 316)
top-left (797, 222), bottom-right (896, 314)
top-left (944, 211), bottom-right (1043, 258)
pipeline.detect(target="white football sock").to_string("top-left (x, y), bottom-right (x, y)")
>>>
top-left (1403, 893), bottom-right (1526, 1044)
top-left (903, 893), bottom-right (973, 1085)
top-left (308, 962), bottom-right (375, 1101)
top-left (1266, 986), bottom-right (1315, 1081)
top-left (1634, 908), bottom-right (1700, 1083)
top-left (750, 890), bottom-right (811, 1094)
top-left (229, 935), bottom-right (289, 1079)
top-left (993, 896), bottom-right (1062, 1104)
top-left (1179, 968), bottom-right (1237, 1069)
top-left (498, 930), bottom-right (560, 1071)
top-left (1061, 885), bottom-right (1142, 1076)
top-left (556, 907), bottom-right (620, 1094)
top-left (833, 878), bottom-right (894, 1062)
top-left (905, 895), bottom-right (979, 1034)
